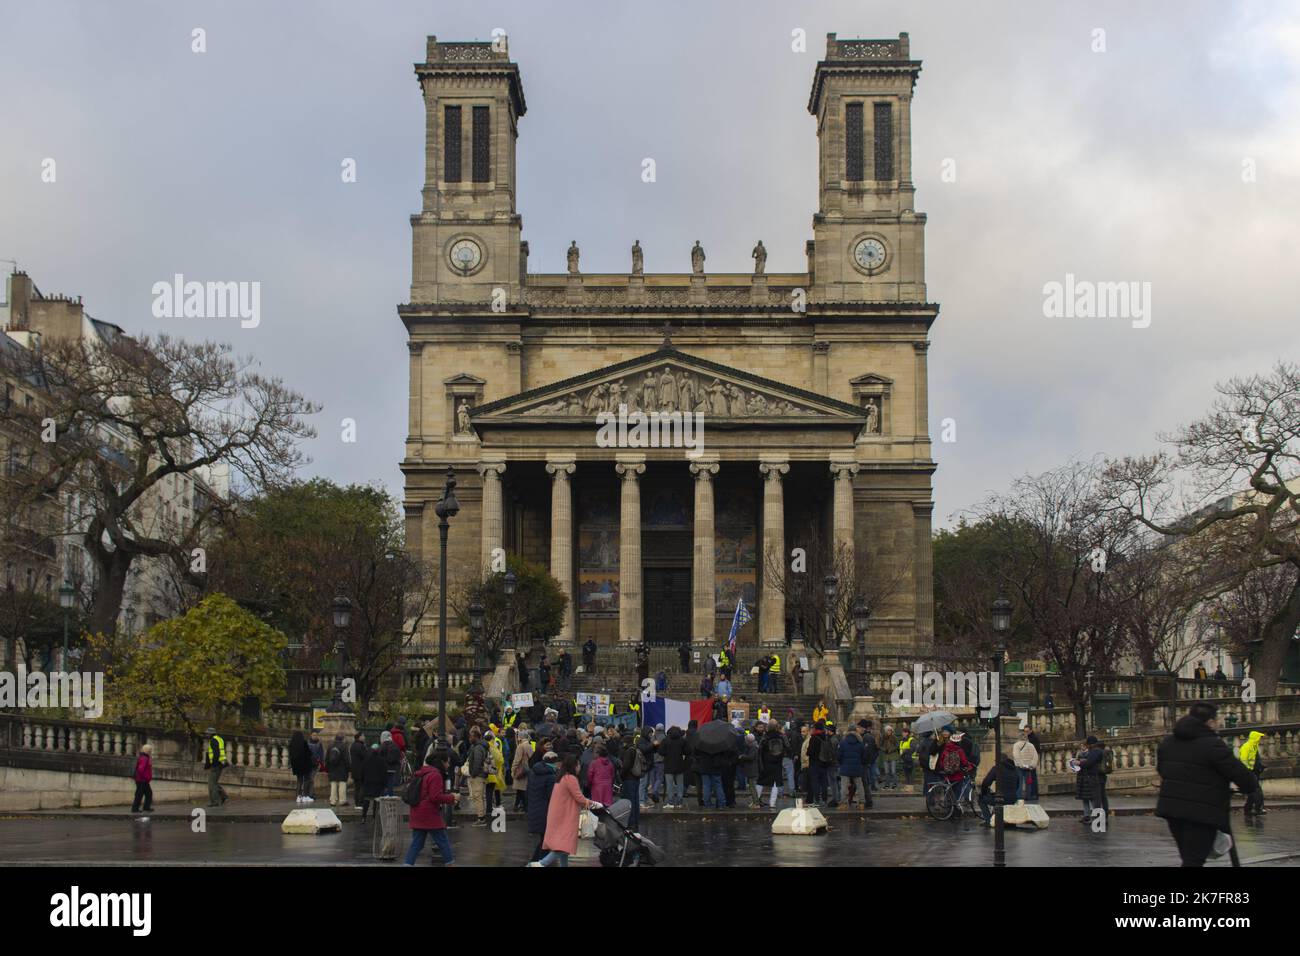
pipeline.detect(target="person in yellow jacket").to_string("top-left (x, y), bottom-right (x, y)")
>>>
top-left (1240, 730), bottom-right (1267, 817)
top-left (812, 700), bottom-right (829, 724)
top-left (769, 653), bottom-right (782, 693)
top-left (484, 730), bottom-right (506, 811)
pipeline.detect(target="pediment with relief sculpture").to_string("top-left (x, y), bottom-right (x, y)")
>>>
top-left (470, 347), bottom-right (868, 425)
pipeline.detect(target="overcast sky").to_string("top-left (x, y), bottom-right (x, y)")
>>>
top-left (3, 0), bottom-right (1297, 525)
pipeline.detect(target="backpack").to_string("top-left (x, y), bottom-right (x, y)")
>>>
top-left (940, 748), bottom-right (965, 776)
top-left (1101, 748), bottom-right (1114, 775)
top-left (402, 772), bottom-right (426, 807)
top-left (625, 742), bottom-right (646, 778)
top-left (765, 735), bottom-right (786, 761)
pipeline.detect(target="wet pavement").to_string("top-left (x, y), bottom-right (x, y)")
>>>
top-left (1, 806), bottom-right (1296, 867)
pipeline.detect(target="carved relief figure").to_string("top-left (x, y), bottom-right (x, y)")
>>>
top-left (658, 366), bottom-right (678, 410)
top-left (631, 240), bottom-right (644, 276)
top-left (456, 399), bottom-right (473, 434)
top-left (641, 372), bottom-right (657, 410)
top-left (865, 398), bottom-right (881, 433)
top-left (709, 379), bottom-right (728, 416)
top-left (677, 371), bottom-right (696, 412)
top-left (567, 240), bottom-right (580, 275)
top-left (690, 241), bottom-right (706, 275)
top-left (585, 382), bottom-right (607, 414)
top-left (751, 240), bottom-right (767, 276)
top-left (727, 384), bottom-right (746, 416)
top-left (566, 392), bottom-right (584, 414)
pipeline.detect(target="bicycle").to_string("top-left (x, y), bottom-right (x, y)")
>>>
top-left (926, 773), bottom-right (977, 821)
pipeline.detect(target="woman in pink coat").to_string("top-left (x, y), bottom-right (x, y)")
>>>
top-left (586, 744), bottom-right (616, 805)
top-left (131, 743), bottom-right (153, 813)
top-left (537, 754), bottom-right (601, 867)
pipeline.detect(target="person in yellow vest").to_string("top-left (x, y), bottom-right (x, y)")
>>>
top-left (757, 704), bottom-right (772, 725)
top-left (769, 653), bottom-right (782, 693)
top-left (812, 700), bottom-right (829, 724)
top-left (484, 729), bottom-right (506, 811)
top-left (1240, 730), bottom-right (1266, 817)
top-left (204, 726), bottom-right (229, 807)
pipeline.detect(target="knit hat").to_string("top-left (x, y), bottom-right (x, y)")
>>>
top-left (543, 751), bottom-right (558, 761)
top-left (1086, 735), bottom-right (1100, 745)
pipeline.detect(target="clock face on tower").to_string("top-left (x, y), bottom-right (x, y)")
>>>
top-left (448, 238), bottom-right (484, 275)
top-left (852, 237), bottom-right (887, 274)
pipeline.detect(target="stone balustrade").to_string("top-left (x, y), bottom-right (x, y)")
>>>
top-left (8, 716), bottom-right (140, 757)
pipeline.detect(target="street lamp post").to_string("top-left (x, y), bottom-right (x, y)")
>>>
top-left (58, 581), bottom-right (75, 671)
top-left (434, 466), bottom-right (460, 737)
top-left (853, 599), bottom-right (871, 655)
top-left (469, 600), bottom-right (485, 675)
top-left (503, 569), bottom-right (517, 661)
top-left (991, 594), bottom-right (1013, 868)
top-left (822, 574), bottom-right (838, 651)
top-left (330, 594), bottom-right (352, 712)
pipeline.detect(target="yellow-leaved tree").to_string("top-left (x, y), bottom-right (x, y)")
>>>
top-left (113, 593), bottom-right (287, 736)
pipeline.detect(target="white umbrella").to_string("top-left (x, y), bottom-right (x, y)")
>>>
top-left (909, 711), bottom-right (957, 736)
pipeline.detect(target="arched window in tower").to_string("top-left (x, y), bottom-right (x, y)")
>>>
top-left (444, 105), bottom-right (462, 182)
top-left (873, 101), bottom-right (893, 181)
top-left (845, 102), bottom-right (864, 182)
top-left (472, 106), bottom-right (490, 182)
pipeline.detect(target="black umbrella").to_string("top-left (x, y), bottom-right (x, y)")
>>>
top-left (693, 718), bottom-right (739, 755)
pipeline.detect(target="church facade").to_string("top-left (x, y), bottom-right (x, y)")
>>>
top-left (400, 33), bottom-right (938, 651)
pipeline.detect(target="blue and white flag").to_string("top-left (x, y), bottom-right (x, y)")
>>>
top-left (727, 597), bottom-right (752, 652)
top-left (642, 697), bottom-right (692, 731)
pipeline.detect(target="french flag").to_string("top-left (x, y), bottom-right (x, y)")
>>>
top-left (642, 698), bottom-right (713, 729)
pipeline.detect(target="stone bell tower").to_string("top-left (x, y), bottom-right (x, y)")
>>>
top-left (807, 33), bottom-right (927, 304)
top-left (410, 36), bottom-right (527, 304)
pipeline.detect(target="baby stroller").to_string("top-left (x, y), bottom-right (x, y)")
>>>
top-left (592, 799), bottom-right (666, 867)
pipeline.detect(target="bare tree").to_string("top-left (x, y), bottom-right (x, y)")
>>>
top-left (763, 526), bottom-right (913, 655)
top-left (0, 334), bottom-right (318, 643)
top-left (975, 460), bottom-right (1136, 735)
top-left (1102, 361), bottom-right (1300, 694)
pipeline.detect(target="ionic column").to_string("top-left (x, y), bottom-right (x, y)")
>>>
top-left (546, 457), bottom-right (577, 643)
top-left (759, 458), bottom-right (790, 644)
top-left (829, 459), bottom-right (859, 560)
top-left (615, 455), bottom-right (646, 644)
top-left (690, 456), bottom-right (720, 645)
top-left (477, 460), bottom-right (506, 573)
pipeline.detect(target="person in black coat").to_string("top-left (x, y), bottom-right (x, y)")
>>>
top-left (1156, 703), bottom-right (1258, 866)
top-left (978, 753), bottom-right (1019, 825)
top-left (757, 723), bottom-right (786, 808)
top-left (359, 745), bottom-right (388, 822)
top-left (661, 725), bottom-right (689, 808)
top-left (349, 733), bottom-right (368, 809)
top-left (678, 642), bottom-right (691, 673)
top-left (525, 752), bottom-right (559, 863)
top-left (288, 730), bottom-right (314, 802)
top-left (1074, 736), bottom-right (1105, 821)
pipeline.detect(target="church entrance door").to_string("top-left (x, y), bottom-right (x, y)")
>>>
top-left (643, 567), bottom-right (690, 646)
